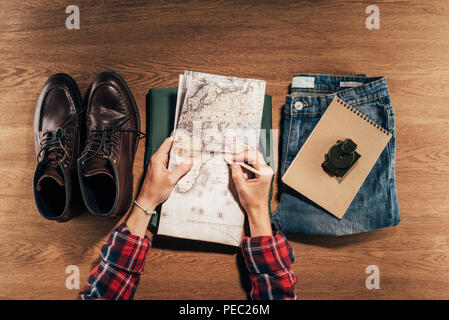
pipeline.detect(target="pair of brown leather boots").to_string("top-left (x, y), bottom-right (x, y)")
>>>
top-left (33, 72), bottom-right (143, 222)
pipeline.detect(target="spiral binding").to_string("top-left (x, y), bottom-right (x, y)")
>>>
top-left (335, 97), bottom-right (391, 136)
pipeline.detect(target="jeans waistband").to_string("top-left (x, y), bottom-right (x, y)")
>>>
top-left (286, 74), bottom-right (390, 113)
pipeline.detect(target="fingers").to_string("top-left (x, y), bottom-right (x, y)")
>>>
top-left (158, 136), bottom-right (174, 154)
top-left (231, 162), bottom-right (246, 190)
top-left (169, 160), bottom-right (193, 183)
top-left (152, 137), bottom-right (173, 166)
top-left (233, 150), bottom-right (270, 171)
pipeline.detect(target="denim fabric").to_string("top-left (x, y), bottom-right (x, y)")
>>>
top-left (272, 74), bottom-right (400, 235)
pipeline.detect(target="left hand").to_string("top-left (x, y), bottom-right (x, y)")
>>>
top-left (127, 137), bottom-right (192, 237)
top-left (136, 136), bottom-right (193, 210)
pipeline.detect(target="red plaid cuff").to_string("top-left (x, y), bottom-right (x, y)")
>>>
top-left (100, 223), bottom-right (151, 274)
top-left (240, 232), bottom-right (297, 300)
top-left (241, 232), bottom-right (294, 275)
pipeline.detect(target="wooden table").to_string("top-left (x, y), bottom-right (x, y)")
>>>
top-left (1, 0), bottom-right (448, 299)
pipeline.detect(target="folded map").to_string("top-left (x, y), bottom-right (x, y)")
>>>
top-left (157, 71), bottom-right (266, 246)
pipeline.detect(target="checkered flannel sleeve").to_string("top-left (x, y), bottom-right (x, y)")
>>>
top-left (79, 223), bottom-right (151, 300)
top-left (241, 232), bottom-right (297, 300)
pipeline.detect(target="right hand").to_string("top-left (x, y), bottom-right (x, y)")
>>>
top-left (230, 151), bottom-right (274, 237)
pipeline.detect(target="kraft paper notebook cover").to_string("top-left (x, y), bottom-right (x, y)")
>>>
top-left (145, 87), bottom-right (274, 231)
top-left (282, 96), bottom-right (392, 219)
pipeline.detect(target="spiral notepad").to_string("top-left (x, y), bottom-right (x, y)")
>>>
top-left (282, 96), bottom-right (392, 218)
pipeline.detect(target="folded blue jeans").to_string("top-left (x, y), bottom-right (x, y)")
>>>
top-left (272, 74), bottom-right (400, 235)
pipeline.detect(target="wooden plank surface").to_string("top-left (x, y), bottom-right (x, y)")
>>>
top-left (1, 0), bottom-right (448, 299)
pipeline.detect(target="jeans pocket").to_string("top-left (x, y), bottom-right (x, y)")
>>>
top-left (383, 98), bottom-right (396, 168)
top-left (350, 95), bottom-right (394, 161)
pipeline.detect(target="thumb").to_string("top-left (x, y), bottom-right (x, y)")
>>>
top-left (231, 163), bottom-right (246, 190)
top-left (169, 161), bottom-right (193, 182)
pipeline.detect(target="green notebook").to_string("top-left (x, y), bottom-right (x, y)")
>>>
top-left (144, 87), bottom-right (274, 230)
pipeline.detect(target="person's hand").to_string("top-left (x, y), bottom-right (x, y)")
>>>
top-left (136, 136), bottom-right (193, 210)
top-left (230, 150), bottom-right (274, 237)
top-left (127, 137), bottom-right (192, 237)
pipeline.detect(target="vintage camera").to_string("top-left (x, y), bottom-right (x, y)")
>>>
top-left (322, 139), bottom-right (361, 178)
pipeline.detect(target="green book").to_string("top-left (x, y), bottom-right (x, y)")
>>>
top-left (144, 87), bottom-right (273, 230)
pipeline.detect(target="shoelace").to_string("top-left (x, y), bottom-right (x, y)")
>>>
top-left (36, 106), bottom-right (86, 165)
top-left (81, 112), bottom-right (145, 162)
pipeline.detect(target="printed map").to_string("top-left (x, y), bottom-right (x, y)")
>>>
top-left (157, 71), bottom-right (266, 246)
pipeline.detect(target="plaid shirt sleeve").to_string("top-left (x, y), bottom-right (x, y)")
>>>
top-left (240, 232), bottom-right (297, 300)
top-left (79, 223), bottom-right (151, 300)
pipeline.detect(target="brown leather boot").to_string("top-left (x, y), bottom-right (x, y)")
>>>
top-left (33, 73), bottom-right (84, 222)
top-left (77, 71), bottom-right (143, 217)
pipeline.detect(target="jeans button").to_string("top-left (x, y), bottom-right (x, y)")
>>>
top-left (294, 101), bottom-right (304, 110)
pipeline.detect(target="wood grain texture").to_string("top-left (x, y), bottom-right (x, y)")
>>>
top-left (1, 0), bottom-right (448, 299)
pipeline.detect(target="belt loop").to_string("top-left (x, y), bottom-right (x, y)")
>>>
top-left (289, 96), bottom-right (294, 114)
top-left (319, 96), bottom-right (326, 113)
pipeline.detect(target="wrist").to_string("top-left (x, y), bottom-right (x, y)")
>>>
top-left (248, 219), bottom-right (273, 237)
top-left (126, 196), bottom-right (158, 239)
top-left (246, 205), bottom-right (272, 237)
top-left (246, 204), bottom-right (269, 219)
top-left (135, 194), bottom-right (158, 212)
